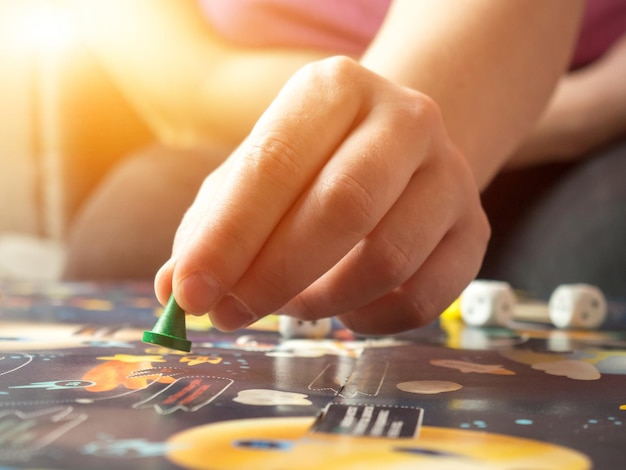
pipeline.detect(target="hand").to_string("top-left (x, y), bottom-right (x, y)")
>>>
top-left (154, 56), bottom-right (490, 335)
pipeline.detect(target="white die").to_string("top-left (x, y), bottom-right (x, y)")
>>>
top-left (278, 316), bottom-right (332, 339)
top-left (548, 284), bottom-right (607, 329)
top-left (460, 280), bottom-right (516, 327)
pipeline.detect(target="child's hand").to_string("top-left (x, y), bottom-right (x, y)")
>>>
top-left (154, 56), bottom-right (490, 335)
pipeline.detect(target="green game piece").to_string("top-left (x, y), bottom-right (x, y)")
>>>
top-left (142, 293), bottom-right (192, 352)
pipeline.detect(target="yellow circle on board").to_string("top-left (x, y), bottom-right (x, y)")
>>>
top-left (167, 417), bottom-right (590, 470)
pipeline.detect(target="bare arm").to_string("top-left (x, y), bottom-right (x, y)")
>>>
top-left (361, 0), bottom-right (584, 189)
top-left (509, 34), bottom-right (626, 168)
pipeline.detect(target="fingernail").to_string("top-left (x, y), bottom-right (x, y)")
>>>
top-left (154, 262), bottom-right (172, 305)
top-left (176, 271), bottom-right (221, 314)
top-left (210, 295), bottom-right (257, 331)
top-left (155, 259), bottom-right (172, 279)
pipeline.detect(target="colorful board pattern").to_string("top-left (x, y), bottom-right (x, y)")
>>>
top-left (0, 281), bottom-right (625, 469)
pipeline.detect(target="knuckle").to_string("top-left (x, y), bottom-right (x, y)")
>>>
top-left (323, 56), bottom-right (359, 82)
top-left (369, 237), bottom-right (415, 286)
top-left (244, 131), bottom-right (305, 188)
top-left (396, 89), bottom-right (442, 129)
top-left (382, 91), bottom-right (445, 161)
top-left (301, 55), bottom-right (359, 87)
top-left (253, 265), bottom-right (292, 308)
top-left (316, 171), bottom-right (377, 237)
top-left (399, 294), bottom-right (440, 329)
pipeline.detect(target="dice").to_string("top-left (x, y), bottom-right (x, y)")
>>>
top-left (548, 283), bottom-right (607, 329)
top-left (459, 280), bottom-right (607, 330)
top-left (460, 280), bottom-right (516, 327)
top-left (278, 316), bottom-right (332, 339)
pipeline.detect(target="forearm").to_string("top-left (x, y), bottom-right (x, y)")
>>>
top-left (509, 35), bottom-right (626, 168)
top-left (506, 71), bottom-right (610, 168)
top-left (68, 0), bottom-right (327, 147)
top-left (361, 0), bottom-right (585, 189)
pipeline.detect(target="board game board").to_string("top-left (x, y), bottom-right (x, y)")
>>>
top-left (1, 281), bottom-right (625, 469)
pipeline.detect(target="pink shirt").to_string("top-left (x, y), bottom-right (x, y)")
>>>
top-left (200, 0), bottom-right (626, 69)
top-left (573, 0), bottom-right (626, 68)
top-left (199, 0), bottom-right (390, 56)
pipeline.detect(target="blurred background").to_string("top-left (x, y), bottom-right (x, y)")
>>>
top-left (0, 0), bottom-right (152, 281)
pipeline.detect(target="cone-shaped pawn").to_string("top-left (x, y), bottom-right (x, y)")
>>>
top-left (143, 293), bottom-right (191, 352)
